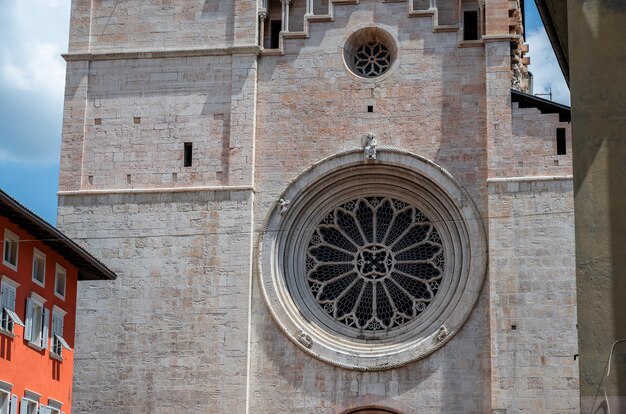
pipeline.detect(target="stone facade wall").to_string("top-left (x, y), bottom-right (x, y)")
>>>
top-left (488, 178), bottom-right (578, 413)
top-left (82, 56), bottom-right (233, 189)
top-left (70, 0), bottom-right (236, 52)
top-left (58, 0), bottom-right (579, 412)
top-left (58, 190), bottom-right (254, 414)
top-left (503, 104), bottom-right (572, 177)
top-left (255, 1), bottom-right (488, 212)
top-left (248, 291), bottom-right (491, 412)
top-left (250, 3), bottom-right (492, 411)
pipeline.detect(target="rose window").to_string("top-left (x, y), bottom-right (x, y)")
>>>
top-left (353, 42), bottom-right (391, 78)
top-left (259, 152), bottom-right (487, 369)
top-left (306, 197), bottom-right (445, 332)
top-left (343, 27), bottom-right (398, 79)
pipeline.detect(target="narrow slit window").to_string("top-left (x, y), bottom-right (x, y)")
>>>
top-left (270, 21), bottom-right (282, 49)
top-left (367, 105), bottom-right (374, 113)
top-left (184, 142), bottom-right (193, 167)
top-left (463, 11), bottom-right (479, 41)
top-left (556, 128), bottom-right (566, 155)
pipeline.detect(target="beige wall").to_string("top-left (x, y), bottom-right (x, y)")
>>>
top-left (567, 0), bottom-right (626, 410)
top-left (58, 0), bottom-right (579, 412)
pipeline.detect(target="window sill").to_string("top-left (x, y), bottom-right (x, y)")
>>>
top-left (0, 328), bottom-right (15, 338)
top-left (32, 278), bottom-right (45, 288)
top-left (50, 352), bottom-right (64, 362)
top-left (2, 261), bottom-right (17, 272)
top-left (26, 341), bottom-right (44, 352)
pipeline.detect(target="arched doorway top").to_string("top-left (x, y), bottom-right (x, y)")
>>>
top-left (323, 395), bottom-right (420, 414)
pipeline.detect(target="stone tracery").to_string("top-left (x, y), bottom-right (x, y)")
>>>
top-left (354, 42), bottom-right (391, 77)
top-left (306, 197), bottom-right (444, 332)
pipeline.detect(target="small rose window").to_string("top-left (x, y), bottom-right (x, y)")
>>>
top-left (344, 27), bottom-right (398, 79)
top-left (354, 42), bottom-right (391, 77)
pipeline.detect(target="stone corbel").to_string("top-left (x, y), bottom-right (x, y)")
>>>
top-left (295, 330), bottom-right (313, 349)
top-left (278, 198), bottom-right (290, 215)
top-left (436, 325), bottom-right (448, 342)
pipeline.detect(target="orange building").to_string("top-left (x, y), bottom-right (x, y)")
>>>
top-left (0, 190), bottom-right (115, 414)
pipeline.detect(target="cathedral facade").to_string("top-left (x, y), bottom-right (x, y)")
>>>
top-left (58, 0), bottom-right (578, 412)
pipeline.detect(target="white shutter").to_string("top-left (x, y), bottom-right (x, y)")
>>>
top-left (41, 307), bottom-right (50, 349)
top-left (9, 394), bottom-right (18, 414)
top-left (6, 284), bottom-right (16, 311)
top-left (19, 398), bottom-right (27, 414)
top-left (56, 335), bottom-right (71, 351)
top-left (0, 283), bottom-right (7, 309)
top-left (51, 314), bottom-right (58, 351)
top-left (5, 309), bottom-right (24, 327)
top-left (52, 312), bottom-right (63, 336)
top-left (24, 298), bottom-right (33, 341)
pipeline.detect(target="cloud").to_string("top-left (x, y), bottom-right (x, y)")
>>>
top-left (0, 0), bottom-right (70, 165)
top-left (526, 27), bottom-right (571, 106)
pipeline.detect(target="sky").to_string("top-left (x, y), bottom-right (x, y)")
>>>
top-left (0, 0), bottom-right (570, 226)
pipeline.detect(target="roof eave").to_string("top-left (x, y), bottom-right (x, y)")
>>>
top-left (0, 190), bottom-right (117, 281)
top-left (511, 88), bottom-right (572, 122)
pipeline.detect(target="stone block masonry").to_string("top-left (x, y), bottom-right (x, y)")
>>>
top-left (57, 0), bottom-right (578, 411)
top-left (59, 190), bottom-right (254, 414)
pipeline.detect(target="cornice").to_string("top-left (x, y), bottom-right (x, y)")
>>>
top-left (63, 45), bottom-right (261, 62)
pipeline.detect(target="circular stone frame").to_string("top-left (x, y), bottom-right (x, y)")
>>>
top-left (342, 26), bottom-right (399, 80)
top-left (258, 148), bottom-right (487, 370)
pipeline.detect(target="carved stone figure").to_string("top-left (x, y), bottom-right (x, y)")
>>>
top-left (364, 133), bottom-right (378, 159)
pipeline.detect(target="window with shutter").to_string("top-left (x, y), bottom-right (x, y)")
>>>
top-left (51, 309), bottom-right (69, 357)
top-left (41, 308), bottom-right (49, 350)
top-left (30, 303), bottom-right (42, 346)
top-left (1, 278), bottom-right (22, 334)
top-left (0, 389), bottom-right (8, 414)
top-left (9, 395), bottom-right (17, 414)
top-left (46, 401), bottom-right (61, 414)
top-left (24, 298), bottom-right (33, 341)
top-left (46, 399), bottom-right (62, 414)
top-left (19, 398), bottom-right (37, 414)
top-left (19, 398), bottom-right (27, 414)
top-left (25, 294), bottom-right (47, 350)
